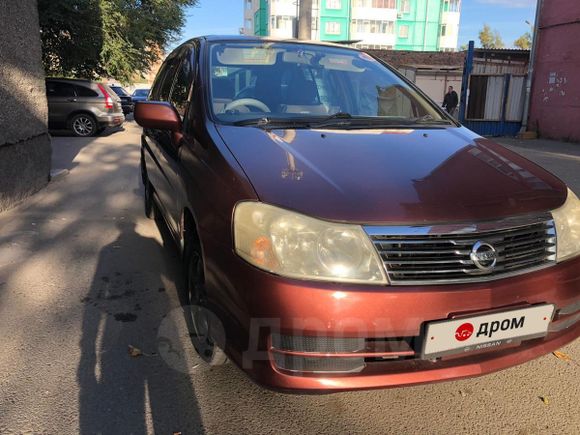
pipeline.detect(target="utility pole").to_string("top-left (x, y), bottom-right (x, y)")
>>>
top-left (520, 0), bottom-right (542, 135)
top-left (298, 0), bottom-right (312, 40)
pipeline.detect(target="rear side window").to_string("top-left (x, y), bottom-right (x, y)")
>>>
top-left (170, 50), bottom-right (195, 118)
top-left (46, 81), bottom-right (75, 97)
top-left (74, 85), bottom-right (99, 97)
top-left (151, 57), bottom-right (179, 101)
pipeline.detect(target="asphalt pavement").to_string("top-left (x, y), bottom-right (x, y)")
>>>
top-left (0, 122), bottom-right (578, 434)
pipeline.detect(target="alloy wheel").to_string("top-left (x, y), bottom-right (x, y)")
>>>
top-left (72, 116), bottom-right (95, 136)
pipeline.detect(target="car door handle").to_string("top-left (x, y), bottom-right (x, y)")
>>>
top-left (67, 98), bottom-right (78, 102)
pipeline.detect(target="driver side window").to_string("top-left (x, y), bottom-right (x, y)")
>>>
top-left (170, 48), bottom-right (195, 119)
top-left (151, 56), bottom-right (179, 102)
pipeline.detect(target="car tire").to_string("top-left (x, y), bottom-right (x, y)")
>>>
top-left (141, 157), bottom-right (154, 219)
top-left (184, 232), bottom-right (228, 366)
top-left (69, 113), bottom-right (97, 137)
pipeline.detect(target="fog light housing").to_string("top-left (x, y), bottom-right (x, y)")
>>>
top-left (270, 334), bottom-right (366, 374)
top-left (273, 354), bottom-right (366, 374)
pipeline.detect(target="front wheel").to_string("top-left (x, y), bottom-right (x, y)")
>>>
top-left (184, 236), bottom-right (227, 366)
top-left (69, 114), bottom-right (97, 137)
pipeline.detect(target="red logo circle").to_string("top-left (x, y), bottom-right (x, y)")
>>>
top-left (455, 323), bottom-right (474, 341)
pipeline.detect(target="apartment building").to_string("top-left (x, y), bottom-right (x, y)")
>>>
top-left (241, 0), bottom-right (461, 51)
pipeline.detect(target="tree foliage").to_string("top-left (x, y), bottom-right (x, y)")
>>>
top-left (38, 0), bottom-right (197, 83)
top-left (514, 32), bottom-right (532, 50)
top-left (478, 24), bottom-right (505, 49)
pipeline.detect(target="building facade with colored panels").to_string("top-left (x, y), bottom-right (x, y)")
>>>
top-left (242, 0), bottom-right (460, 51)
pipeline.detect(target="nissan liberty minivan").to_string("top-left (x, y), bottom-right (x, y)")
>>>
top-left (135, 36), bottom-right (580, 393)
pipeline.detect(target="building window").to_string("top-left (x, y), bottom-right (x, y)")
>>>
top-left (271, 15), bottom-right (294, 31)
top-left (449, 0), bottom-right (461, 12)
top-left (353, 0), bottom-right (396, 8)
top-left (245, 0), bottom-right (252, 10)
top-left (381, 21), bottom-right (394, 33)
top-left (326, 0), bottom-right (342, 10)
top-left (312, 17), bottom-right (319, 31)
top-left (245, 19), bottom-right (252, 30)
top-left (400, 0), bottom-right (410, 13)
top-left (351, 19), bottom-right (394, 34)
top-left (399, 24), bottom-right (409, 38)
top-left (374, 0), bottom-right (396, 7)
top-left (325, 21), bottom-right (341, 35)
top-left (441, 24), bottom-right (447, 36)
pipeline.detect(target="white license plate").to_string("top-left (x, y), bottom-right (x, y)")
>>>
top-left (422, 304), bottom-right (555, 359)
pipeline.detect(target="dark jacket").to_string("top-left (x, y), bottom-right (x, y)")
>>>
top-left (443, 90), bottom-right (459, 111)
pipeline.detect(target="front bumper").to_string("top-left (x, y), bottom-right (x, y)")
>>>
top-left (205, 242), bottom-right (580, 392)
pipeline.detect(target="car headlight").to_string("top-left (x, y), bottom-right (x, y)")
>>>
top-left (552, 188), bottom-right (580, 262)
top-left (233, 202), bottom-right (388, 284)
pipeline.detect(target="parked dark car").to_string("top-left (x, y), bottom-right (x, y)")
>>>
top-left (131, 88), bottom-right (150, 103)
top-left (109, 85), bottom-right (134, 114)
top-left (135, 36), bottom-right (580, 393)
top-left (46, 78), bottom-right (125, 137)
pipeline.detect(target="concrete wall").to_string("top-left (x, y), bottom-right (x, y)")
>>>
top-left (529, 0), bottom-right (580, 142)
top-left (0, 0), bottom-right (52, 212)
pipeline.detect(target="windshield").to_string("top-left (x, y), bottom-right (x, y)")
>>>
top-left (209, 42), bottom-right (449, 126)
top-left (111, 86), bottom-right (129, 97)
top-left (133, 89), bottom-right (149, 97)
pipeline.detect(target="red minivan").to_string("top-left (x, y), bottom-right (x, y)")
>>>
top-left (135, 36), bottom-right (580, 392)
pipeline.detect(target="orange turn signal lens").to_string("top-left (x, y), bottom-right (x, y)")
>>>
top-left (250, 236), bottom-right (277, 268)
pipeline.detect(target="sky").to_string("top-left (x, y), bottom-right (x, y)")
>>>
top-left (175, 0), bottom-right (537, 49)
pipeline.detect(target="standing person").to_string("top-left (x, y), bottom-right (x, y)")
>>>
top-left (443, 86), bottom-right (459, 115)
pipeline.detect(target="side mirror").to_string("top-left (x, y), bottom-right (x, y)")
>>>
top-left (134, 101), bottom-right (181, 132)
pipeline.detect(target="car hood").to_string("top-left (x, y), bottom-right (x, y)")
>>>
top-left (216, 125), bottom-right (567, 224)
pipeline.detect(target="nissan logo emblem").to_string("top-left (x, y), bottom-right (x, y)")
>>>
top-left (470, 241), bottom-right (497, 273)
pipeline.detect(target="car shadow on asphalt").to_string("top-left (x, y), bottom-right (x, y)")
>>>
top-left (77, 219), bottom-right (205, 434)
top-left (50, 126), bottom-right (125, 138)
top-left (49, 126), bottom-right (126, 171)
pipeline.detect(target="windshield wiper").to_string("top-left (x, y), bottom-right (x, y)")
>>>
top-left (312, 113), bottom-right (454, 129)
top-left (309, 112), bottom-right (354, 128)
top-left (233, 113), bottom-right (354, 128)
top-left (232, 117), bottom-right (315, 129)
top-left (232, 117), bottom-right (272, 127)
top-left (411, 115), bottom-right (454, 125)
top-left (234, 113), bottom-right (354, 129)
top-left (232, 113), bottom-right (454, 129)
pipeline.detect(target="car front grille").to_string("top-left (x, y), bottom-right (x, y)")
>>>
top-left (366, 215), bottom-right (557, 285)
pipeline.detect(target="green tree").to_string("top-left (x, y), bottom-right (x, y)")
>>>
top-left (478, 24), bottom-right (505, 49)
top-left (514, 32), bottom-right (532, 50)
top-left (38, 0), bottom-right (197, 83)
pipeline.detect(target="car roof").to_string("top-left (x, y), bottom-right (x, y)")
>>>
top-left (186, 35), bottom-right (361, 52)
top-left (45, 77), bottom-right (95, 84)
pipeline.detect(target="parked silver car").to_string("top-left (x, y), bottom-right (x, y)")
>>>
top-left (45, 78), bottom-right (125, 137)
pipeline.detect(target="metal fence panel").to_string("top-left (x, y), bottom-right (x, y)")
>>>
top-left (484, 75), bottom-right (505, 121)
top-left (506, 75), bottom-right (526, 122)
